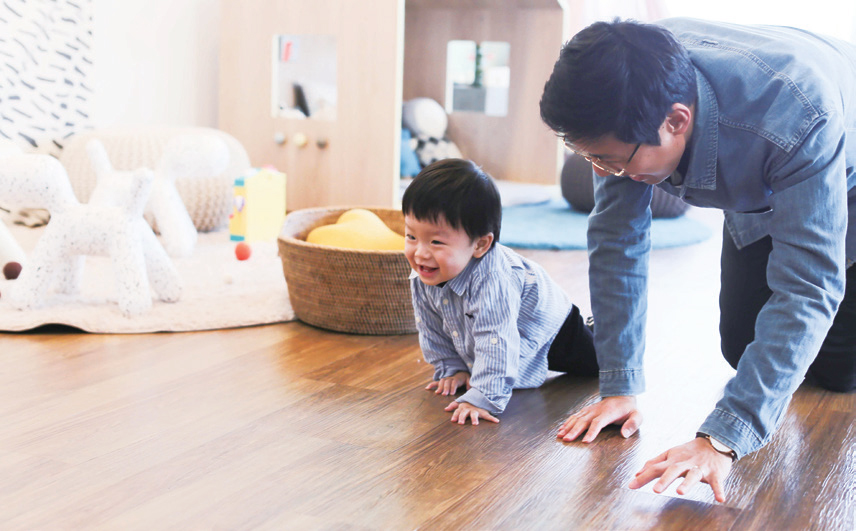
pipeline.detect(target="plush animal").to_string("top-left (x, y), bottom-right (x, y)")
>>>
top-left (0, 141), bottom-right (28, 274)
top-left (306, 209), bottom-right (404, 251)
top-left (400, 128), bottom-right (421, 178)
top-left (0, 220), bottom-right (26, 274)
top-left (147, 133), bottom-right (230, 257)
top-left (0, 140), bottom-right (182, 317)
top-left (402, 98), bottom-right (462, 168)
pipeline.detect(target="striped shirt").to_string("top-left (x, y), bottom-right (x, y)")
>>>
top-left (410, 243), bottom-right (573, 414)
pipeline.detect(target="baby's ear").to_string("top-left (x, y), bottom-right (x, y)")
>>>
top-left (473, 233), bottom-right (494, 258)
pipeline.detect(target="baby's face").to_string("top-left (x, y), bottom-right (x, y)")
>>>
top-left (404, 214), bottom-right (485, 286)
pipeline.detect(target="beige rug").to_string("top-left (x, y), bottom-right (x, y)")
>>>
top-left (0, 225), bottom-right (295, 333)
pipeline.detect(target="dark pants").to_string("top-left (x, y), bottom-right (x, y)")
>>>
top-left (547, 304), bottom-right (599, 376)
top-left (719, 225), bottom-right (856, 392)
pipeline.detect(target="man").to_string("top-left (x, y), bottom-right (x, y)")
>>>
top-left (539, 18), bottom-right (856, 503)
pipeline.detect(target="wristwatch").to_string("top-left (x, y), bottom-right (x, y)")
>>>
top-left (696, 432), bottom-right (738, 462)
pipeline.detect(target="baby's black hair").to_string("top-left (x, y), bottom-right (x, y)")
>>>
top-left (402, 158), bottom-right (501, 247)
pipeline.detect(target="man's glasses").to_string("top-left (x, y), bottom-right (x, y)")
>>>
top-left (564, 140), bottom-right (641, 177)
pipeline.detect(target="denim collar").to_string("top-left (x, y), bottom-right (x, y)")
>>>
top-left (683, 69), bottom-right (719, 191)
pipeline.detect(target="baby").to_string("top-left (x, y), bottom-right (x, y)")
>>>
top-left (403, 158), bottom-right (597, 425)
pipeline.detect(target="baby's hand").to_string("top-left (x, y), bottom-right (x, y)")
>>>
top-left (445, 401), bottom-right (499, 425)
top-left (426, 371), bottom-right (470, 396)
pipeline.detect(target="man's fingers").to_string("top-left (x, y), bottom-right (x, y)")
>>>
top-left (628, 459), bottom-right (669, 489)
top-left (557, 414), bottom-right (577, 436)
top-left (560, 418), bottom-right (588, 442)
top-left (621, 410), bottom-right (643, 438)
top-left (652, 463), bottom-right (688, 494)
top-left (644, 449), bottom-right (670, 468)
top-left (582, 415), bottom-right (609, 443)
top-left (676, 466), bottom-right (704, 495)
top-left (708, 473), bottom-right (727, 503)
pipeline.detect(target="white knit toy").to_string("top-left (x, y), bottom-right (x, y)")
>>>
top-left (149, 134), bottom-right (229, 257)
top-left (0, 140), bottom-right (182, 317)
top-left (0, 140), bottom-right (28, 271)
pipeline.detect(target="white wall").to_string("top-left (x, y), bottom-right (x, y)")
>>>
top-left (92, 0), bottom-right (220, 128)
top-left (662, 0), bottom-right (856, 42)
top-left (89, 0), bottom-right (854, 131)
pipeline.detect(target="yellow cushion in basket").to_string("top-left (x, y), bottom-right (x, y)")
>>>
top-left (306, 209), bottom-right (405, 251)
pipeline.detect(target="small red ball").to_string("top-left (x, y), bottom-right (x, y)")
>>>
top-left (235, 242), bottom-right (252, 261)
top-left (3, 261), bottom-right (22, 280)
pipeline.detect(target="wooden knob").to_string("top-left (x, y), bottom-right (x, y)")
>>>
top-left (292, 132), bottom-right (308, 148)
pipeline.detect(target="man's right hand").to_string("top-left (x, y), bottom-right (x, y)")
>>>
top-left (557, 395), bottom-right (642, 443)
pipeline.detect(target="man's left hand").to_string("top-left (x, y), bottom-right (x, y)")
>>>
top-left (628, 437), bottom-right (733, 503)
top-left (445, 401), bottom-right (499, 425)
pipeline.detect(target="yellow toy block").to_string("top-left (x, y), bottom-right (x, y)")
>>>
top-left (229, 167), bottom-right (286, 243)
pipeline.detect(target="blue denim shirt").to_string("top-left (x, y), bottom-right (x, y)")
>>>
top-left (588, 18), bottom-right (856, 459)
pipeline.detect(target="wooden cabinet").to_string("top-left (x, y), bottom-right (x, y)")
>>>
top-left (219, 0), bottom-right (569, 211)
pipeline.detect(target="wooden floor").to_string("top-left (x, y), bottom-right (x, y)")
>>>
top-left (1, 209), bottom-right (854, 530)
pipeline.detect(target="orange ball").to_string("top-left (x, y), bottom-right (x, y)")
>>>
top-left (235, 242), bottom-right (252, 261)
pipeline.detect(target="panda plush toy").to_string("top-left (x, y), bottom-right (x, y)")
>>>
top-left (402, 98), bottom-right (462, 168)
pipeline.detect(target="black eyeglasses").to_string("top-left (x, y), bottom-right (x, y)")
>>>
top-left (564, 140), bottom-right (641, 177)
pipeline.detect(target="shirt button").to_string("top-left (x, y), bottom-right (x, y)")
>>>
top-left (415, 316), bottom-right (421, 323)
top-left (452, 331), bottom-right (459, 337)
top-left (443, 299), bottom-right (449, 305)
top-left (490, 338), bottom-right (498, 344)
top-left (467, 362), bottom-right (473, 369)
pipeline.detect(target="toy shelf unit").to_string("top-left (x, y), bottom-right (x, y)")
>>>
top-left (219, 0), bottom-right (570, 212)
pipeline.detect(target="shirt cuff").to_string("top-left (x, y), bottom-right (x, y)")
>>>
top-left (434, 360), bottom-right (469, 381)
top-left (699, 407), bottom-right (765, 460)
top-left (599, 368), bottom-right (645, 397)
top-left (457, 387), bottom-right (506, 415)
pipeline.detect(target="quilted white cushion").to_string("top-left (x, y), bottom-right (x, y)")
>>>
top-left (60, 126), bottom-right (251, 232)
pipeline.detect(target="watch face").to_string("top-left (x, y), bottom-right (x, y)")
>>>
top-left (709, 437), bottom-right (733, 454)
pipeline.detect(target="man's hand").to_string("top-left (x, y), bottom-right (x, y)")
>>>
top-left (557, 395), bottom-right (642, 443)
top-left (426, 371), bottom-right (470, 396)
top-left (445, 401), bottom-right (499, 425)
top-left (628, 437), bottom-right (733, 503)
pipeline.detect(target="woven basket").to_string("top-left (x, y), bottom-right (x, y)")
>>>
top-left (278, 207), bottom-right (416, 335)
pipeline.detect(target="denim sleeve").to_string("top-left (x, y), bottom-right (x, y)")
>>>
top-left (588, 171), bottom-right (654, 397)
top-left (412, 283), bottom-right (469, 380)
top-left (456, 273), bottom-right (523, 414)
top-left (700, 114), bottom-right (848, 459)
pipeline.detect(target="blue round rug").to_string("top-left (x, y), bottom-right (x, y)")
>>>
top-left (500, 197), bottom-right (713, 250)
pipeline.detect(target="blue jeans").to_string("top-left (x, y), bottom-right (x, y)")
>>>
top-left (720, 225), bottom-right (856, 392)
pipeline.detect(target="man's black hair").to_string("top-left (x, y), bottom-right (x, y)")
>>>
top-left (402, 158), bottom-right (501, 248)
top-left (540, 18), bottom-right (697, 146)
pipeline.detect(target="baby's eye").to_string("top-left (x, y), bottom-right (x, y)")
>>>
top-left (431, 240), bottom-right (444, 245)
top-left (405, 234), bottom-right (415, 240)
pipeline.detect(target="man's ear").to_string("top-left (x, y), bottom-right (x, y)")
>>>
top-left (473, 233), bottom-right (494, 258)
top-left (665, 103), bottom-right (693, 136)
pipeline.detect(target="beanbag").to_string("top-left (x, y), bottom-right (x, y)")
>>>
top-left (306, 209), bottom-right (405, 251)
